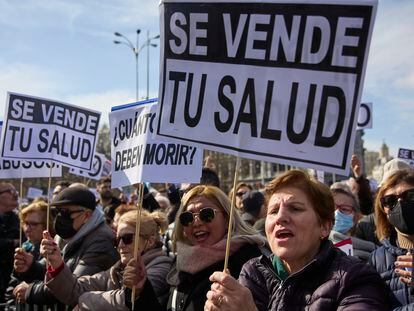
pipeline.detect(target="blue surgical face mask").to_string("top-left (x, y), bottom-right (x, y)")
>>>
top-left (333, 210), bottom-right (354, 234)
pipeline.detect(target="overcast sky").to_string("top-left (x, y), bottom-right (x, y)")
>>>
top-left (0, 0), bottom-right (413, 158)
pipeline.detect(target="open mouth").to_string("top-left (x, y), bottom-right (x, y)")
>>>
top-left (276, 229), bottom-right (294, 240)
top-left (193, 231), bottom-right (209, 242)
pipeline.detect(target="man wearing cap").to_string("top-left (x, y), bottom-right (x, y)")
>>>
top-left (0, 182), bottom-right (19, 303)
top-left (12, 186), bottom-right (119, 307)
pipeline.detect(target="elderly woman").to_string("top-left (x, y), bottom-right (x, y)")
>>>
top-left (329, 187), bottom-right (377, 261)
top-left (369, 169), bottom-right (414, 309)
top-left (205, 170), bottom-right (389, 310)
top-left (10, 201), bottom-right (53, 305)
top-left (40, 210), bottom-right (173, 310)
top-left (124, 185), bottom-right (266, 310)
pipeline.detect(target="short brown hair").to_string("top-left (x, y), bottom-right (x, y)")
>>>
top-left (265, 170), bottom-right (335, 226)
top-left (375, 169), bottom-right (414, 241)
top-left (21, 201), bottom-right (54, 235)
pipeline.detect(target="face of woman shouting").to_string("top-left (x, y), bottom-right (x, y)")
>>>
top-left (266, 187), bottom-right (331, 274)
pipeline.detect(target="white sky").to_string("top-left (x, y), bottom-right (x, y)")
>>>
top-left (0, 0), bottom-right (413, 157)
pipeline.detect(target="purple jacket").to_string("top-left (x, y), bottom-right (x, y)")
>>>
top-left (239, 240), bottom-right (389, 310)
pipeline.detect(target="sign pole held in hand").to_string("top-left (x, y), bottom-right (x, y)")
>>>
top-left (19, 168), bottom-right (24, 248)
top-left (131, 183), bottom-right (144, 309)
top-left (47, 160), bottom-right (53, 233)
top-left (223, 157), bottom-right (240, 272)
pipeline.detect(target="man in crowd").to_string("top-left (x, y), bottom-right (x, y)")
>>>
top-left (12, 186), bottom-right (119, 307)
top-left (0, 182), bottom-right (19, 303)
top-left (96, 176), bottom-right (121, 225)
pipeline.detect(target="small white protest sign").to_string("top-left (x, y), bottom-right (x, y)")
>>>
top-left (398, 148), bottom-right (414, 168)
top-left (27, 187), bottom-right (43, 199)
top-left (69, 152), bottom-right (108, 180)
top-left (1, 92), bottom-right (101, 170)
top-left (334, 238), bottom-right (354, 256)
top-left (109, 99), bottom-right (203, 188)
top-left (356, 102), bottom-right (373, 130)
top-left (0, 122), bottom-right (62, 179)
top-left (156, 0), bottom-right (377, 175)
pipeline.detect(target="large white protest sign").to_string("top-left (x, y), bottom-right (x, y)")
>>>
top-left (69, 152), bottom-right (108, 180)
top-left (1, 92), bottom-right (101, 170)
top-left (109, 99), bottom-right (203, 188)
top-left (398, 148), bottom-right (414, 168)
top-left (0, 122), bottom-right (62, 179)
top-left (156, 0), bottom-right (377, 175)
top-left (356, 102), bottom-right (372, 130)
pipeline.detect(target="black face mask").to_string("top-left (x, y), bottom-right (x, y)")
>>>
top-left (54, 214), bottom-right (77, 239)
top-left (388, 200), bottom-right (414, 235)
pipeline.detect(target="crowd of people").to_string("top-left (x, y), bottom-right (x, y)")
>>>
top-left (0, 155), bottom-right (413, 310)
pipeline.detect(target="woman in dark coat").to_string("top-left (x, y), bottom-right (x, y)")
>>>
top-left (369, 169), bottom-right (414, 310)
top-left (205, 170), bottom-right (389, 311)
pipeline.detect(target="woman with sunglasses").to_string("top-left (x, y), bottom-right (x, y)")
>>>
top-left (41, 209), bottom-right (173, 310)
top-left (124, 185), bottom-right (266, 310)
top-left (369, 169), bottom-right (414, 309)
top-left (205, 170), bottom-right (388, 311)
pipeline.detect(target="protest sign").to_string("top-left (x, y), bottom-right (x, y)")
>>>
top-left (156, 0), bottom-right (377, 175)
top-left (334, 238), bottom-right (354, 256)
top-left (1, 92), bottom-right (101, 170)
top-left (398, 148), bottom-right (414, 168)
top-left (356, 102), bottom-right (372, 130)
top-left (109, 99), bottom-right (203, 188)
top-left (0, 122), bottom-right (62, 178)
top-left (69, 152), bottom-right (108, 180)
top-left (27, 187), bottom-right (43, 199)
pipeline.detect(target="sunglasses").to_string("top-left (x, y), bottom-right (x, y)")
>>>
top-left (236, 191), bottom-right (246, 197)
top-left (51, 208), bottom-right (85, 218)
top-left (23, 221), bottom-right (44, 228)
top-left (380, 189), bottom-right (414, 209)
top-left (179, 207), bottom-right (222, 227)
top-left (116, 233), bottom-right (134, 245)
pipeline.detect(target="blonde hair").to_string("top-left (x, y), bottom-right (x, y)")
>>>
top-left (119, 209), bottom-right (168, 241)
top-left (173, 185), bottom-right (257, 248)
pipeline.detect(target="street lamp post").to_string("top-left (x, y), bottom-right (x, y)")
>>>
top-left (114, 29), bottom-right (159, 101)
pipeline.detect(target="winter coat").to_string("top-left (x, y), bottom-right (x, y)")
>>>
top-left (46, 247), bottom-right (173, 310)
top-left (239, 240), bottom-right (389, 310)
top-left (129, 243), bottom-right (263, 311)
top-left (369, 236), bottom-right (414, 310)
top-left (0, 211), bottom-right (19, 303)
top-left (24, 210), bottom-right (119, 307)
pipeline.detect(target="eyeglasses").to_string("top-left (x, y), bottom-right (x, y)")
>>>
top-left (51, 208), bottom-right (85, 218)
top-left (22, 221), bottom-right (44, 228)
top-left (116, 233), bottom-right (134, 245)
top-left (179, 207), bottom-right (222, 227)
top-left (334, 203), bottom-right (355, 215)
top-left (381, 189), bottom-right (414, 209)
top-left (0, 188), bottom-right (18, 196)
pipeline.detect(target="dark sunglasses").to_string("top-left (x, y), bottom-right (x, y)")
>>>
top-left (0, 188), bottom-right (18, 196)
top-left (116, 233), bottom-right (134, 245)
top-left (179, 207), bottom-right (221, 227)
top-left (236, 191), bottom-right (246, 197)
top-left (380, 189), bottom-right (414, 209)
top-left (51, 208), bottom-right (85, 218)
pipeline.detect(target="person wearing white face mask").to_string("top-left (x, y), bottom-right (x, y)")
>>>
top-left (329, 188), bottom-right (377, 261)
